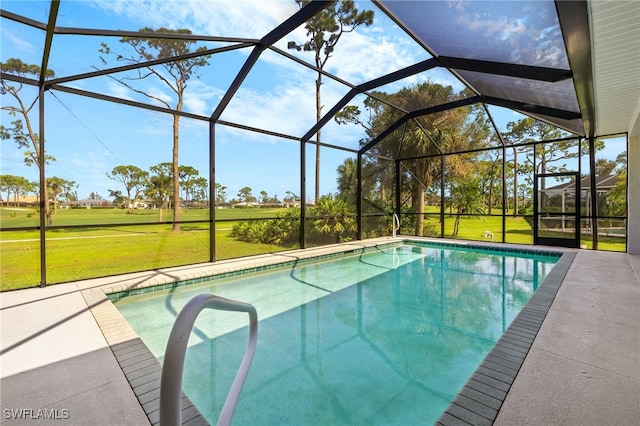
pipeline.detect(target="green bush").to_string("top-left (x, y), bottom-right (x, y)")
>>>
top-left (231, 194), bottom-right (357, 246)
top-left (231, 208), bottom-right (299, 246)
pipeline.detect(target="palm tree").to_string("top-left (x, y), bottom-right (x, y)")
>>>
top-left (373, 83), bottom-right (473, 235)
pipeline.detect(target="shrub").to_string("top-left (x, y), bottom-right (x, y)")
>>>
top-left (232, 194), bottom-right (358, 246)
top-left (231, 208), bottom-right (299, 246)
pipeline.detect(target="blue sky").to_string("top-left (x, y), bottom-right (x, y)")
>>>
top-left (1, 1), bottom-right (625, 202)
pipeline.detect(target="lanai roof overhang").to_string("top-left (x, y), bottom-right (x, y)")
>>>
top-left (375, 0), bottom-right (585, 140)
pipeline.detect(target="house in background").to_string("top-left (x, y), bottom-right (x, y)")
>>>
top-left (74, 198), bottom-right (111, 209)
top-left (1, 195), bottom-right (40, 208)
top-left (541, 175), bottom-right (626, 236)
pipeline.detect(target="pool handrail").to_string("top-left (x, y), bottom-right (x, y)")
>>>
top-left (392, 213), bottom-right (400, 238)
top-left (159, 294), bottom-right (258, 426)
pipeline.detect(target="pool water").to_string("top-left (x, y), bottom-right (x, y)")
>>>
top-left (114, 243), bottom-right (559, 425)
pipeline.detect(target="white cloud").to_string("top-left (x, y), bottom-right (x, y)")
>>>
top-left (94, 0), bottom-right (298, 39)
top-left (324, 30), bottom-right (419, 84)
top-left (183, 80), bottom-right (224, 116)
top-left (105, 81), bottom-right (137, 102)
top-left (218, 80), bottom-right (316, 139)
top-left (2, 29), bottom-right (36, 54)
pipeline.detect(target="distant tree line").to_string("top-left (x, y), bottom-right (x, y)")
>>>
top-left (0, 174), bottom-right (77, 213)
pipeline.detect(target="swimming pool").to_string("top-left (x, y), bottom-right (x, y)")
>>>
top-left (112, 242), bottom-right (560, 425)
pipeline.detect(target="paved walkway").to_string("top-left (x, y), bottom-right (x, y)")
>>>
top-left (494, 250), bottom-right (640, 425)
top-left (1, 242), bottom-right (638, 425)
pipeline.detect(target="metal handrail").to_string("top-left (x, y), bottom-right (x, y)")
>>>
top-left (159, 294), bottom-right (258, 426)
top-left (392, 213), bottom-right (400, 238)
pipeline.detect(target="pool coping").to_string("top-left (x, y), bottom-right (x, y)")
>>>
top-left (82, 237), bottom-right (574, 425)
top-left (435, 249), bottom-right (576, 425)
top-left (82, 287), bottom-right (209, 426)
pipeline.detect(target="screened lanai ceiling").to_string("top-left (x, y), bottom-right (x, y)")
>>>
top-left (377, 0), bottom-right (639, 140)
top-left (378, 0), bottom-right (584, 136)
top-left (1, 0), bottom-right (639, 157)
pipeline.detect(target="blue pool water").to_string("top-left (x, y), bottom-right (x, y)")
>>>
top-left (113, 243), bottom-right (559, 425)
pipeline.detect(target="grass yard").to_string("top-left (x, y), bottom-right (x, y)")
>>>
top-left (0, 207), bottom-right (295, 291)
top-left (0, 206), bottom-right (287, 229)
top-left (0, 206), bottom-right (626, 291)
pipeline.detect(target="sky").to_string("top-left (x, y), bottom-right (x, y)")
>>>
top-left (0, 0), bottom-right (626, 203)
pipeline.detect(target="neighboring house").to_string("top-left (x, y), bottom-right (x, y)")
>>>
top-left (543, 175), bottom-right (622, 211)
top-left (75, 198), bottom-right (110, 209)
top-left (1, 195), bottom-right (40, 208)
top-left (542, 175), bottom-right (625, 235)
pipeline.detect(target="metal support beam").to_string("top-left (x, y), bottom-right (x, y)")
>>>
top-left (555, 0), bottom-right (596, 137)
top-left (502, 145), bottom-right (507, 243)
top-left (588, 136), bottom-right (599, 249)
top-left (300, 140), bottom-right (306, 249)
top-left (301, 58), bottom-right (438, 143)
top-left (440, 154), bottom-right (445, 237)
top-left (395, 159), bottom-right (401, 234)
top-left (359, 97), bottom-right (480, 155)
top-left (210, 121), bottom-right (216, 262)
top-left (437, 56), bottom-right (572, 83)
top-left (39, 0), bottom-right (59, 87)
top-left (38, 85), bottom-right (47, 287)
top-left (357, 152), bottom-right (363, 240)
top-left (482, 95), bottom-right (581, 121)
top-left (50, 44), bottom-right (251, 86)
top-left (261, 1), bottom-right (331, 47)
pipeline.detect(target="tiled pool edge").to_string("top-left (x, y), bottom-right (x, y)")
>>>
top-left (105, 238), bottom-right (563, 301)
top-left (435, 250), bottom-right (577, 426)
top-left (82, 288), bottom-right (209, 426)
top-left (105, 239), bottom-right (405, 301)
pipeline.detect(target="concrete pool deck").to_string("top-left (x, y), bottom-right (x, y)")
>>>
top-left (1, 238), bottom-right (639, 425)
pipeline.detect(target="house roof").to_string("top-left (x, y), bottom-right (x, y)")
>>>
top-left (1, 195), bottom-right (39, 204)
top-left (546, 175), bottom-right (622, 191)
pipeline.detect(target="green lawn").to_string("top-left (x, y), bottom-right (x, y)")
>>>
top-left (0, 207), bottom-right (294, 291)
top-left (0, 206), bottom-right (286, 229)
top-left (0, 206), bottom-right (626, 291)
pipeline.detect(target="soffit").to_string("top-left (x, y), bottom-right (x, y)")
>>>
top-left (590, 0), bottom-right (640, 137)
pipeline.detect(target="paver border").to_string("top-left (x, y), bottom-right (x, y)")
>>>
top-left (83, 288), bottom-right (209, 426)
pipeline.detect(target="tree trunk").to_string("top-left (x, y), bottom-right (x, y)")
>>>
top-left (539, 156), bottom-right (547, 209)
top-left (488, 180), bottom-right (494, 215)
top-left (43, 190), bottom-right (52, 226)
top-left (172, 113), bottom-right (181, 231)
top-left (126, 188), bottom-right (133, 214)
top-left (413, 185), bottom-right (425, 236)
